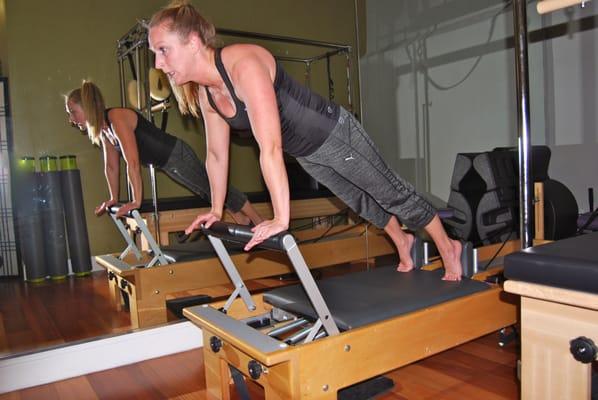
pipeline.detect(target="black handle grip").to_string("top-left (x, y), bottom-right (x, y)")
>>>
top-left (201, 221), bottom-right (292, 252)
top-left (107, 203), bottom-right (137, 218)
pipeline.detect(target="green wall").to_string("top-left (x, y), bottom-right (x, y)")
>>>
top-left (4, 0), bottom-right (359, 255)
top-left (0, 0), bottom-right (6, 76)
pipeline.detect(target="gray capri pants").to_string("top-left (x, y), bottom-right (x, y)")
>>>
top-left (296, 107), bottom-right (436, 230)
top-left (161, 139), bottom-right (248, 213)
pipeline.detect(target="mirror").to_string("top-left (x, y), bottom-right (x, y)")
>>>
top-left (0, 0), bottom-right (360, 358)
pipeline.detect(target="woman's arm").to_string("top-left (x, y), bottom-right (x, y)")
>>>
top-left (108, 109), bottom-right (143, 217)
top-left (96, 135), bottom-right (121, 215)
top-left (203, 97), bottom-right (232, 220)
top-left (184, 91), bottom-right (232, 234)
top-left (232, 53), bottom-right (290, 249)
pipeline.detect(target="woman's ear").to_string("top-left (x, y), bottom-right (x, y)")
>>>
top-left (188, 32), bottom-right (204, 51)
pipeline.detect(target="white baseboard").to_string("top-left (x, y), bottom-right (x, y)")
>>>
top-left (0, 321), bottom-right (203, 394)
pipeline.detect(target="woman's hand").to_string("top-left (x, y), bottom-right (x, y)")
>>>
top-left (245, 218), bottom-right (289, 251)
top-left (115, 201), bottom-right (141, 218)
top-left (185, 211), bottom-right (221, 235)
top-left (95, 199), bottom-right (117, 216)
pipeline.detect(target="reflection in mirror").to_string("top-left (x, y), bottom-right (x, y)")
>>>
top-left (0, 1), bottom-right (359, 359)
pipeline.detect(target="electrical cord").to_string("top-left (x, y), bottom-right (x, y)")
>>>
top-left (480, 230), bottom-right (514, 271)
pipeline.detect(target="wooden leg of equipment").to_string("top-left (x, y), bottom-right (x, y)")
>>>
top-left (107, 273), bottom-right (123, 311)
top-left (506, 281), bottom-right (598, 400)
top-left (534, 182), bottom-right (544, 241)
top-left (204, 349), bottom-right (232, 400)
top-left (521, 297), bottom-right (594, 399)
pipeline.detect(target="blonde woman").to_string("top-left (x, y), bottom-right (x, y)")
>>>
top-left (148, 2), bottom-right (463, 280)
top-left (65, 80), bottom-right (262, 224)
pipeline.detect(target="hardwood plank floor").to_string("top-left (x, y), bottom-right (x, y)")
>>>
top-left (0, 262), bottom-right (366, 356)
top-left (0, 272), bottom-right (131, 356)
top-left (0, 332), bottom-right (519, 399)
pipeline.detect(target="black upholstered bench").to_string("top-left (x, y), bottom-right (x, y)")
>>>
top-left (504, 231), bottom-right (598, 294)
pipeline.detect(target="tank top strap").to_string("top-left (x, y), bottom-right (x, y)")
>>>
top-left (215, 47), bottom-right (245, 107)
top-left (204, 47), bottom-right (252, 130)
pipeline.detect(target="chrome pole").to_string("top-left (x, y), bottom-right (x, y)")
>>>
top-left (513, 0), bottom-right (534, 249)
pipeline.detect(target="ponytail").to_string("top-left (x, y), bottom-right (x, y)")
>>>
top-left (65, 80), bottom-right (106, 145)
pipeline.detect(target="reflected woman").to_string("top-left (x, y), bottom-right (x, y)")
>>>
top-left (65, 80), bottom-right (262, 224)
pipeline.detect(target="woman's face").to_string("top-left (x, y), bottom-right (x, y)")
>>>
top-left (66, 100), bottom-right (87, 131)
top-left (149, 22), bottom-right (199, 86)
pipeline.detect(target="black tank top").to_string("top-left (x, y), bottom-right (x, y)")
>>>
top-left (104, 108), bottom-right (177, 167)
top-left (205, 47), bottom-right (339, 157)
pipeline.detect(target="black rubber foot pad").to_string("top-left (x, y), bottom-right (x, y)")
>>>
top-left (167, 294), bottom-right (213, 319)
top-left (338, 375), bottom-right (395, 400)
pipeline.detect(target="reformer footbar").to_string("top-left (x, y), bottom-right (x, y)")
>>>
top-left (200, 222), bottom-right (340, 339)
top-left (95, 204), bottom-right (168, 270)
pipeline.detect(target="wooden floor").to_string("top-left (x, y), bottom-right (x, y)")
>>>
top-left (0, 272), bottom-right (131, 356)
top-left (0, 333), bottom-right (519, 399)
top-left (0, 264), bottom-right (358, 356)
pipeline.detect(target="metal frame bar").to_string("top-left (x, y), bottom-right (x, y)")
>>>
top-left (282, 235), bottom-right (340, 337)
top-left (512, 0), bottom-right (534, 249)
top-left (116, 21), bottom-right (355, 111)
top-left (108, 208), bottom-right (168, 268)
top-left (201, 222), bottom-right (341, 340)
top-left (109, 213), bottom-right (142, 261)
top-left (205, 235), bottom-right (256, 313)
top-left (218, 28), bottom-right (351, 51)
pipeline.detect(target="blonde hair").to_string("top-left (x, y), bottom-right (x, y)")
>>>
top-left (149, 1), bottom-right (218, 117)
top-left (65, 80), bottom-right (106, 145)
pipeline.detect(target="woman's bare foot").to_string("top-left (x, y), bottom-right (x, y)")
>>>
top-left (396, 233), bottom-right (415, 272)
top-left (441, 239), bottom-right (463, 281)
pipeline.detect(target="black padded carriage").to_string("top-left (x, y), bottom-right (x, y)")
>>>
top-left (504, 231), bottom-right (598, 294)
top-left (264, 266), bottom-right (491, 331)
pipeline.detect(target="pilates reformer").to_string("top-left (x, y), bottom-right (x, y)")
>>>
top-left (183, 221), bottom-right (520, 399)
top-left (95, 204), bottom-right (398, 329)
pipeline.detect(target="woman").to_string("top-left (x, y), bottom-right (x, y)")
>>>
top-left (147, 2), bottom-right (463, 280)
top-left (65, 80), bottom-right (262, 225)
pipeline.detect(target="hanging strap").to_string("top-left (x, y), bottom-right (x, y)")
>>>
top-left (229, 366), bottom-right (251, 400)
top-left (160, 110), bottom-right (169, 131)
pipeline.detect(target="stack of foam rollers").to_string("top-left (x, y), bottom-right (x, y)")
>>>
top-left (15, 155), bottom-right (91, 282)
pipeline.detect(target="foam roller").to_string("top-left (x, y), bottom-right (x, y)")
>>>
top-left (60, 155), bottom-right (92, 276)
top-left (39, 156), bottom-right (68, 279)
